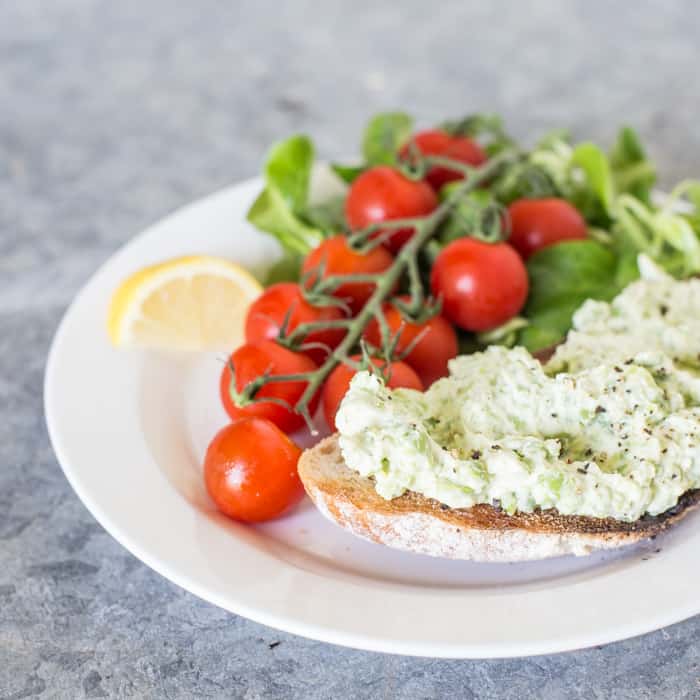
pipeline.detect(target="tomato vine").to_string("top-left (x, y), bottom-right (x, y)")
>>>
top-left (229, 150), bottom-right (520, 431)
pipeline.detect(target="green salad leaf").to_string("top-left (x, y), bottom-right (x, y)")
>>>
top-left (491, 162), bottom-right (557, 204)
top-left (330, 112), bottom-right (413, 183)
top-left (487, 128), bottom-right (562, 204)
top-left (246, 134), bottom-right (325, 256)
top-left (537, 128), bottom-right (571, 149)
top-left (571, 142), bottom-right (615, 214)
top-left (303, 195), bottom-right (347, 232)
top-left (525, 130), bottom-right (655, 224)
top-left (441, 113), bottom-right (514, 155)
top-left (684, 181), bottom-right (700, 212)
top-left (525, 240), bottom-right (621, 314)
top-left (609, 126), bottom-right (656, 203)
top-left (612, 193), bottom-right (700, 277)
top-left (476, 317), bottom-right (529, 348)
top-left (523, 126), bottom-right (694, 279)
top-left (681, 181), bottom-right (700, 243)
top-left (264, 135), bottom-right (314, 212)
top-left (518, 240), bottom-right (636, 351)
top-left (439, 189), bottom-right (504, 244)
top-left (247, 186), bottom-right (323, 256)
top-left (612, 249), bottom-right (641, 289)
top-left (362, 112), bottom-right (414, 166)
top-left (330, 163), bottom-right (366, 184)
top-left (264, 251), bottom-right (304, 285)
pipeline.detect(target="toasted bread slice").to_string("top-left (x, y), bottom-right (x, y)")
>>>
top-left (298, 435), bottom-right (700, 562)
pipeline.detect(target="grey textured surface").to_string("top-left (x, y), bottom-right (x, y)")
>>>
top-left (3, 0), bottom-right (700, 697)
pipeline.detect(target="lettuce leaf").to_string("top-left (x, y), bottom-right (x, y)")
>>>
top-left (246, 134), bottom-right (324, 255)
top-left (518, 240), bottom-right (637, 351)
top-left (362, 112), bottom-right (414, 166)
top-left (609, 126), bottom-right (656, 204)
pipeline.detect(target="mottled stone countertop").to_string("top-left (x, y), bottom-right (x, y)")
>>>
top-left (3, 1), bottom-right (700, 697)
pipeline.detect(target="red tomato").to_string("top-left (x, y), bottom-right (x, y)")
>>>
top-left (220, 341), bottom-right (319, 433)
top-left (322, 356), bottom-right (423, 431)
top-left (430, 238), bottom-right (528, 332)
top-left (245, 282), bottom-right (346, 364)
top-left (400, 129), bottom-right (487, 191)
top-left (204, 417), bottom-right (304, 523)
top-left (402, 129), bottom-right (453, 157)
top-left (507, 198), bottom-right (587, 259)
top-left (363, 296), bottom-right (458, 387)
top-left (345, 166), bottom-right (438, 253)
top-left (301, 235), bottom-right (394, 314)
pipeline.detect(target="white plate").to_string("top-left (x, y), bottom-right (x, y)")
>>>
top-left (45, 167), bottom-right (700, 658)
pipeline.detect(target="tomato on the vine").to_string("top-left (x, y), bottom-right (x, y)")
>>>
top-left (401, 129), bottom-right (452, 161)
top-left (345, 166), bottom-right (438, 253)
top-left (220, 340), bottom-right (319, 433)
top-left (507, 197), bottom-right (587, 259)
top-left (322, 356), bottom-right (423, 431)
top-left (245, 282), bottom-right (346, 364)
top-left (430, 238), bottom-right (528, 332)
top-left (400, 129), bottom-right (487, 191)
top-left (363, 296), bottom-right (458, 387)
top-left (301, 235), bottom-right (394, 314)
top-left (204, 417), bottom-right (304, 523)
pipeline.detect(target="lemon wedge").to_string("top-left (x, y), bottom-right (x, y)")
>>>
top-left (107, 255), bottom-right (262, 351)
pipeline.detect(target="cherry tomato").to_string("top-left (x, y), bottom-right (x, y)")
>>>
top-left (220, 340), bottom-right (319, 433)
top-left (402, 129), bottom-right (453, 158)
top-left (204, 417), bottom-right (304, 523)
top-left (507, 198), bottom-right (587, 259)
top-left (345, 166), bottom-right (438, 253)
top-left (322, 356), bottom-right (423, 431)
top-left (301, 235), bottom-right (394, 314)
top-left (430, 238), bottom-right (528, 332)
top-left (245, 282), bottom-right (346, 364)
top-left (400, 129), bottom-right (487, 191)
top-left (363, 296), bottom-right (458, 387)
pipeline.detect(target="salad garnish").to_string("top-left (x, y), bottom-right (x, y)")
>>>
top-left (237, 112), bottom-right (700, 435)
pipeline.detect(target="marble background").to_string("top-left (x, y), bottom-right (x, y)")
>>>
top-left (3, 1), bottom-right (700, 697)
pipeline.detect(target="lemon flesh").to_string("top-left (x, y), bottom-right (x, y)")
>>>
top-left (107, 255), bottom-right (262, 351)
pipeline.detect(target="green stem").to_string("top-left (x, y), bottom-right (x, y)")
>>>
top-left (422, 155), bottom-right (478, 176)
top-left (614, 161), bottom-right (656, 193)
top-left (283, 318), bottom-right (354, 345)
top-left (316, 273), bottom-right (387, 288)
top-left (234, 150), bottom-right (519, 430)
top-left (295, 150), bottom-right (517, 415)
top-left (403, 255), bottom-right (424, 316)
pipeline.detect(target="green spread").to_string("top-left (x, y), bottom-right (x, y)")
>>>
top-left (336, 259), bottom-right (700, 521)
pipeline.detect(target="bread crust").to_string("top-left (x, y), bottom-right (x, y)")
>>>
top-left (298, 435), bottom-right (700, 562)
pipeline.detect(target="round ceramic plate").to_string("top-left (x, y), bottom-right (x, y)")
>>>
top-left (45, 167), bottom-right (700, 658)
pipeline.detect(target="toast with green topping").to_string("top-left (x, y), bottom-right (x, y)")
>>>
top-left (298, 435), bottom-right (700, 562)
